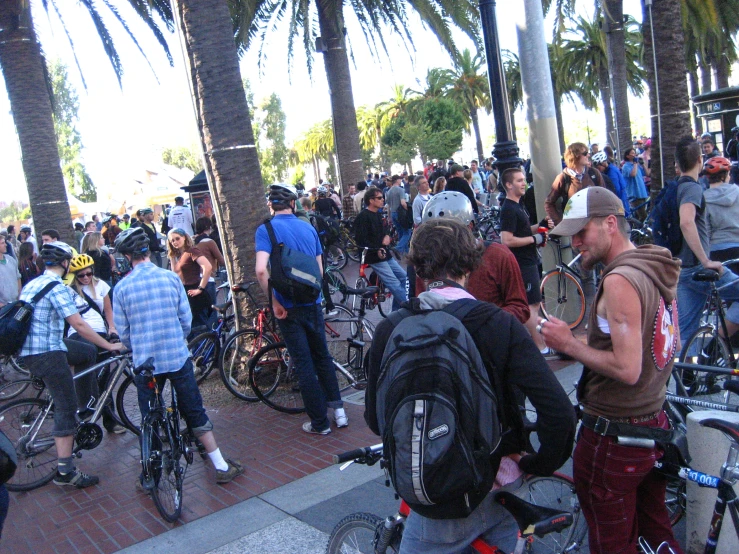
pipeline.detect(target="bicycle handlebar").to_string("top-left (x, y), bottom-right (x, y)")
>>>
top-left (332, 443), bottom-right (383, 465)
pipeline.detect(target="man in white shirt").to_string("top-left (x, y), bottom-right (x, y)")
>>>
top-left (0, 235), bottom-right (20, 308)
top-left (167, 196), bottom-right (195, 236)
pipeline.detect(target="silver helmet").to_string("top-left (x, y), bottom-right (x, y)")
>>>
top-left (422, 191), bottom-right (474, 226)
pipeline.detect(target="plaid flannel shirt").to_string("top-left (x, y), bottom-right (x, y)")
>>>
top-left (19, 272), bottom-right (77, 356)
top-left (113, 261), bottom-right (191, 374)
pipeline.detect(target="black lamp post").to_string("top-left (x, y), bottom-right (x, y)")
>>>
top-left (479, 0), bottom-right (522, 173)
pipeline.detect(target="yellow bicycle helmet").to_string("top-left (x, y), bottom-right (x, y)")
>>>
top-left (69, 254), bottom-right (95, 273)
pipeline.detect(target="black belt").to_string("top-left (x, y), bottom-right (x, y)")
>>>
top-left (581, 413), bottom-right (673, 442)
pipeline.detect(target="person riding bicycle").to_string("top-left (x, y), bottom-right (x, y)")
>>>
top-left (18, 241), bottom-right (124, 489)
top-left (541, 187), bottom-right (683, 553)
top-left (112, 228), bottom-right (243, 486)
top-left (255, 184), bottom-right (348, 435)
top-left (365, 218), bottom-right (576, 554)
top-left (314, 186), bottom-right (342, 220)
top-left (353, 186), bottom-right (408, 312)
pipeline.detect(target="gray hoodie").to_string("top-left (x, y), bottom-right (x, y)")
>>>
top-left (704, 183), bottom-right (739, 248)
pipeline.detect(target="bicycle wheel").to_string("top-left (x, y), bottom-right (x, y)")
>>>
top-left (325, 305), bottom-right (360, 363)
top-left (665, 475), bottom-right (686, 526)
top-left (540, 269), bottom-right (586, 329)
top-left (326, 245), bottom-right (348, 270)
top-left (678, 326), bottom-right (737, 405)
top-left (376, 282), bottom-right (394, 318)
top-left (116, 375), bottom-right (142, 435)
top-left (325, 266), bottom-right (348, 304)
top-left (188, 331), bottom-right (220, 384)
top-left (326, 512), bottom-right (400, 554)
top-left (5, 355), bottom-right (29, 376)
top-left (0, 398), bottom-right (57, 491)
top-left (248, 342), bottom-right (306, 414)
top-left (516, 475), bottom-right (588, 553)
top-left (220, 329), bottom-right (273, 402)
top-left (344, 239), bottom-right (361, 263)
top-left (141, 412), bottom-right (183, 522)
top-left (0, 378), bottom-right (34, 402)
top-left (352, 277), bottom-right (372, 312)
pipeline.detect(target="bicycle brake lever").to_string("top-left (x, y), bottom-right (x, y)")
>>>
top-left (339, 460), bottom-right (356, 471)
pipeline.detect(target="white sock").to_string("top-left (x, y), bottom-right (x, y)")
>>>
top-left (208, 448), bottom-right (229, 471)
top-left (540, 347), bottom-right (550, 354)
top-left (334, 408), bottom-right (346, 419)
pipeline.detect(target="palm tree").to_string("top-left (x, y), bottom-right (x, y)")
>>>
top-left (0, 1), bottom-right (172, 245)
top-left (171, 0), bottom-right (268, 287)
top-left (234, 1), bottom-right (482, 194)
top-left (502, 50), bottom-right (522, 141)
top-left (642, 0), bottom-right (692, 193)
top-left (548, 42), bottom-right (578, 155)
top-left (295, 119), bottom-right (336, 184)
top-left (560, 14), bottom-right (645, 151)
top-left (437, 49), bottom-right (491, 162)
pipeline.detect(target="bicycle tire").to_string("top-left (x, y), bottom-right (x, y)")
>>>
top-left (326, 245), bottom-right (348, 270)
top-left (344, 239), bottom-right (361, 263)
top-left (678, 326), bottom-right (737, 405)
top-left (0, 378), bottom-right (33, 402)
top-left (116, 375), bottom-right (142, 435)
top-left (248, 342), bottom-right (306, 414)
top-left (5, 355), bottom-right (29, 376)
top-left (325, 304), bottom-right (361, 365)
top-left (325, 267), bottom-right (348, 303)
top-left (516, 474), bottom-right (588, 553)
top-left (326, 512), bottom-right (400, 554)
top-left (142, 411), bottom-right (183, 522)
top-left (540, 269), bottom-right (586, 329)
top-left (220, 329), bottom-right (274, 402)
top-left (665, 475), bottom-right (686, 526)
top-left (352, 277), bottom-right (372, 313)
top-left (376, 283), bottom-right (393, 318)
top-left (188, 331), bottom-right (220, 384)
top-left (0, 398), bottom-right (57, 491)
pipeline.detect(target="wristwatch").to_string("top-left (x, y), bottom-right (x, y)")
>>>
top-left (197, 286), bottom-right (205, 291)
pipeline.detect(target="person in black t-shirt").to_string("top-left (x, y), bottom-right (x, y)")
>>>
top-left (445, 164), bottom-right (480, 214)
top-left (499, 168), bottom-right (555, 358)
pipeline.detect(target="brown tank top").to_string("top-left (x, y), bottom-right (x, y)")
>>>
top-left (579, 265), bottom-right (678, 418)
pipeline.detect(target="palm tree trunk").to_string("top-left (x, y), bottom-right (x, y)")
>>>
top-left (700, 62), bottom-right (712, 94)
top-left (0, 1), bottom-right (75, 245)
top-left (642, 0), bottom-right (692, 193)
top-left (316, 0), bottom-right (365, 195)
top-left (509, 103), bottom-right (518, 142)
top-left (471, 108), bottom-right (485, 161)
top-left (714, 56), bottom-right (730, 89)
top-left (604, 0), bottom-right (633, 157)
top-left (688, 71), bottom-right (702, 135)
top-left (554, 94), bottom-right (566, 155)
top-left (598, 64), bottom-right (616, 149)
top-left (172, 0), bottom-right (267, 289)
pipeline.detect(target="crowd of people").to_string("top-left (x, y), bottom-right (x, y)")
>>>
top-left (2, 128), bottom-right (738, 551)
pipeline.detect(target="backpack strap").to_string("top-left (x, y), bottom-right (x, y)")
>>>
top-left (30, 281), bottom-right (60, 304)
top-left (82, 290), bottom-right (104, 319)
top-left (264, 219), bottom-right (279, 249)
top-left (442, 297), bottom-right (482, 322)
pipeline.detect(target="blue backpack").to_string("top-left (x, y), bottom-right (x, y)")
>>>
top-left (648, 178), bottom-right (683, 256)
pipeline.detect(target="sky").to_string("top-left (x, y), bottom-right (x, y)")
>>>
top-left (0, 0), bottom-right (720, 204)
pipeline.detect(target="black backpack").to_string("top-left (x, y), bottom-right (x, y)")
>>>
top-left (0, 281), bottom-right (60, 356)
top-left (648, 177), bottom-right (686, 256)
top-left (263, 219), bottom-right (323, 304)
top-left (311, 214), bottom-right (341, 248)
top-left (396, 203), bottom-right (414, 230)
top-left (376, 298), bottom-right (501, 520)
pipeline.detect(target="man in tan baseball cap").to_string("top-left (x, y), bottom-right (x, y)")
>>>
top-left (541, 186), bottom-right (682, 553)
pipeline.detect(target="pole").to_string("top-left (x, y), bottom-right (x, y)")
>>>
top-left (646, 0), bottom-right (666, 192)
top-left (479, 0), bottom-right (521, 173)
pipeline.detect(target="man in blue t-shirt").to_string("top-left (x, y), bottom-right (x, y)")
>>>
top-left (255, 184), bottom-right (347, 435)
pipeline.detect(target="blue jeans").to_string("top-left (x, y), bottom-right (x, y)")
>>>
top-left (134, 358), bottom-right (212, 436)
top-left (276, 304), bottom-right (343, 432)
top-left (399, 477), bottom-right (522, 554)
top-left (370, 257), bottom-right (408, 311)
top-left (392, 211), bottom-right (411, 253)
top-left (678, 264), bottom-right (739, 356)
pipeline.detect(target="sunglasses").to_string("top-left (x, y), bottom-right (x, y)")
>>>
top-left (76, 272), bottom-right (93, 279)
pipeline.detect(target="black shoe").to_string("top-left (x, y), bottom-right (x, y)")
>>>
top-left (53, 469), bottom-right (99, 489)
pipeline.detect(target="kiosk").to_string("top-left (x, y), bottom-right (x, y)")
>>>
top-left (692, 85), bottom-right (739, 154)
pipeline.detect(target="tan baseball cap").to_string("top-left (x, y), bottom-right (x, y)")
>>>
top-left (550, 187), bottom-right (625, 236)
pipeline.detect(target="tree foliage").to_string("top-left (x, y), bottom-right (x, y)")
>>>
top-left (256, 93), bottom-right (289, 183)
top-left (49, 60), bottom-right (97, 202)
top-left (161, 145), bottom-right (203, 173)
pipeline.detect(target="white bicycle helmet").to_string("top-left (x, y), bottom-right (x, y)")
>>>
top-left (269, 183), bottom-right (298, 204)
top-left (591, 151), bottom-right (608, 165)
top-left (422, 191), bottom-right (474, 226)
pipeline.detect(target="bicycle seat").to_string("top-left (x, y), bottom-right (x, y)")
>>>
top-left (701, 418), bottom-right (739, 442)
top-left (212, 302), bottom-right (231, 314)
top-left (342, 285), bottom-right (379, 299)
top-left (693, 269), bottom-right (720, 282)
top-left (133, 357), bottom-right (156, 376)
top-left (231, 282), bottom-right (257, 293)
top-left (494, 491), bottom-right (573, 537)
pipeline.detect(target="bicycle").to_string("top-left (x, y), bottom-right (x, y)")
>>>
top-left (325, 444), bottom-right (587, 554)
top-left (339, 218), bottom-right (362, 262)
top-left (475, 205), bottom-right (502, 243)
top-left (539, 238), bottom-right (587, 329)
top-left (676, 264), bottom-right (739, 405)
top-left (247, 285), bottom-right (377, 414)
top-left (134, 358), bottom-right (207, 522)
top-left (353, 248), bottom-right (395, 318)
top-left (0, 351), bottom-right (139, 491)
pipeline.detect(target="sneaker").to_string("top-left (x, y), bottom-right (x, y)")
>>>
top-left (334, 410), bottom-right (349, 428)
top-left (216, 459), bottom-right (245, 484)
top-left (540, 347), bottom-right (561, 361)
top-left (54, 469), bottom-right (99, 489)
top-left (104, 421), bottom-right (127, 434)
top-left (325, 308), bottom-right (340, 318)
top-left (302, 421), bottom-right (331, 435)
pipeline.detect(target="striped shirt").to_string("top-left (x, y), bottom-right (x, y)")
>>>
top-left (113, 261), bottom-right (191, 374)
top-left (19, 272), bottom-right (77, 356)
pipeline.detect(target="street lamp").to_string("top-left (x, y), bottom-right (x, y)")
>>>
top-left (479, 0), bottom-right (522, 173)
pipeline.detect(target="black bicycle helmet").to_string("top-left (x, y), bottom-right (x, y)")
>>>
top-left (269, 183), bottom-right (298, 204)
top-left (115, 227), bottom-right (150, 254)
top-left (39, 241), bottom-right (74, 266)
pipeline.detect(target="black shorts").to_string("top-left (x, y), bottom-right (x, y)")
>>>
top-left (519, 264), bottom-right (542, 306)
